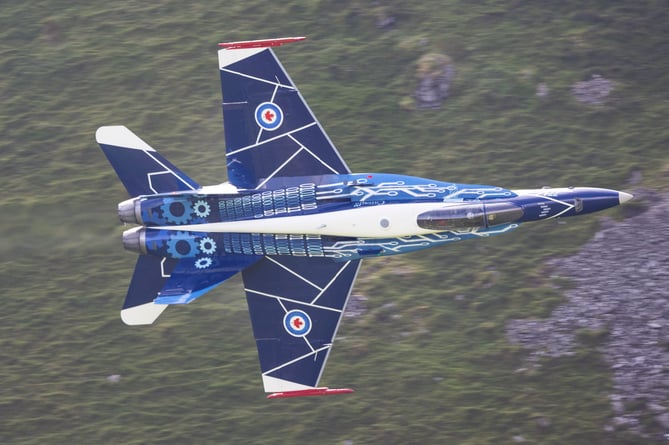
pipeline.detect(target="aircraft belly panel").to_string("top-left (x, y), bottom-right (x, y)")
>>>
top-left (158, 202), bottom-right (449, 238)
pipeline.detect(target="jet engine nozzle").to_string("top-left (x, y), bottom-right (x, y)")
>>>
top-left (122, 226), bottom-right (147, 255)
top-left (118, 198), bottom-right (142, 224)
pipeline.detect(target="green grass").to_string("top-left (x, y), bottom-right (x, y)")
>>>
top-left (1, 1), bottom-right (668, 443)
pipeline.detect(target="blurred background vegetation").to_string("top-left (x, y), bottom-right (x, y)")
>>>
top-left (1, 1), bottom-right (667, 443)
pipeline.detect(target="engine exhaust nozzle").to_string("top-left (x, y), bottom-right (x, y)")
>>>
top-left (118, 198), bottom-right (142, 225)
top-left (122, 226), bottom-right (146, 255)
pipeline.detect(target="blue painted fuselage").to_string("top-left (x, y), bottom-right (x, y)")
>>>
top-left (120, 173), bottom-right (626, 263)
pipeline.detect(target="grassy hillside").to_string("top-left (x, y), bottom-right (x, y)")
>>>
top-left (1, 1), bottom-right (667, 443)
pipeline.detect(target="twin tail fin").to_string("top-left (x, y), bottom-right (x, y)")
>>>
top-left (96, 126), bottom-right (200, 197)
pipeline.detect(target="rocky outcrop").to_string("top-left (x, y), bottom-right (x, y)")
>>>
top-left (413, 53), bottom-right (455, 109)
top-left (571, 74), bottom-right (614, 105)
top-left (507, 189), bottom-right (669, 437)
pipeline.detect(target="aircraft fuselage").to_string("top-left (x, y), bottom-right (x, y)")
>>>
top-left (120, 173), bottom-right (630, 262)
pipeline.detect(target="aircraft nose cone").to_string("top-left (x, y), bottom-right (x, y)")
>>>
top-left (618, 191), bottom-right (633, 204)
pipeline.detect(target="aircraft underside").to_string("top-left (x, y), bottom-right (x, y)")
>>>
top-left (95, 37), bottom-right (631, 398)
top-left (119, 173), bottom-right (627, 262)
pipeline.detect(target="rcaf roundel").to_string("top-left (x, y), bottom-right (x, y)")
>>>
top-left (255, 102), bottom-right (283, 131)
top-left (283, 309), bottom-right (312, 337)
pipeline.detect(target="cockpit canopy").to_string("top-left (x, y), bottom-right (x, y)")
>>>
top-left (417, 201), bottom-right (524, 231)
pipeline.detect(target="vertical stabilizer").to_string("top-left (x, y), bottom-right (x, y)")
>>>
top-left (96, 126), bottom-right (200, 197)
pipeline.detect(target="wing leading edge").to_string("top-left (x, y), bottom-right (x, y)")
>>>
top-left (218, 38), bottom-right (351, 189)
top-left (242, 256), bottom-right (361, 396)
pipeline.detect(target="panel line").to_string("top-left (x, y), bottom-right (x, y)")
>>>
top-left (310, 261), bottom-right (351, 305)
top-left (265, 256), bottom-right (323, 291)
top-left (261, 345), bottom-right (330, 376)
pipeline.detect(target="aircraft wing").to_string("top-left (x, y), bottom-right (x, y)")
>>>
top-left (218, 38), bottom-right (351, 189)
top-left (242, 255), bottom-right (361, 396)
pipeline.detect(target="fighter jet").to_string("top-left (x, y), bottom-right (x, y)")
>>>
top-left (95, 37), bottom-right (632, 398)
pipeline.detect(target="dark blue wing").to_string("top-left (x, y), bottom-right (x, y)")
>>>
top-left (218, 46), bottom-right (351, 189)
top-left (242, 256), bottom-right (361, 393)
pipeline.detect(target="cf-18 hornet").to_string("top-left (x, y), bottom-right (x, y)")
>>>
top-left (96, 37), bottom-right (632, 398)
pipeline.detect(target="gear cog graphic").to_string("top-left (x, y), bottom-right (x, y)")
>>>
top-left (195, 257), bottom-right (213, 269)
top-left (199, 237), bottom-right (217, 254)
top-left (166, 231), bottom-right (199, 258)
top-left (193, 200), bottom-right (211, 218)
top-left (160, 198), bottom-right (193, 224)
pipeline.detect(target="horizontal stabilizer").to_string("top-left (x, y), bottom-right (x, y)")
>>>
top-left (154, 254), bottom-right (262, 305)
top-left (153, 283), bottom-right (222, 305)
top-left (121, 255), bottom-right (179, 325)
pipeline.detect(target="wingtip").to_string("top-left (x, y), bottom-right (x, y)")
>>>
top-left (218, 36), bottom-right (306, 49)
top-left (267, 387), bottom-right (354, 399)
